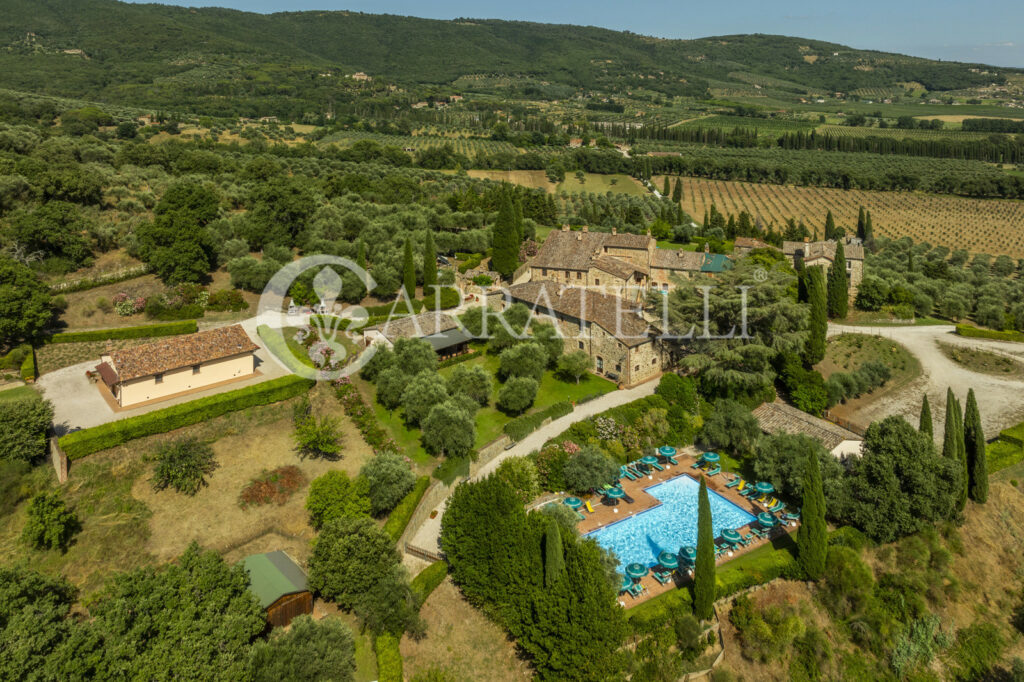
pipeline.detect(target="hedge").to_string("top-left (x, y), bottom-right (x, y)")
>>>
top-left (49, 264), bottom-right (150, 294)
top-left (49, 320), bottom-right (198, 344)
top-left (383, 476), bottom-right (430, 542)
top-left (375, 633), bottom-right (403, 682)
top-left (955, 324), bottom-right (1024, 343)
top-left (410, 560), bottom-right (448, 605)
top-left (20, 348), bottom-right (37, 383)
top-left (59, 375), bottom-right (314, 460)
top-left (1, 344), bottom-right (31, 371)
top-left (457, 253), bottom-right (484, 273)
top-left (363, 299), bottom-right (424, 317)
top-left (503, 401), bottom-right (574, 441)
top-left (437, 350), bottom-right (477, 370)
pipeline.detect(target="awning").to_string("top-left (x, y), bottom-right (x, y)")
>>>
top-left (423, 328), bottom-right (474, 352)
top-left (95, 362), bottom-right (119, 388)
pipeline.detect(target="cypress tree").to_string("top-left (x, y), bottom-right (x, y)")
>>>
top-left (402, 239), bottom-right (416, 299)
top-left (662, 176), bottom-right (670, 198)
top-left (864, 211), bottom-right (874, 249)
top-left (804, 266), bottom-right (827, 365)
top-left (693, 476), bottom-right (716, 621)
top-left (826, 240), bottom-right (849, 319)
top-left (941, 388), bottom-right (959, 461)
top-left (964, 388), bottom-right (988, 503)
top-left (422, 231), bottom-right (437, 290)
top-left (824, 210), bottom-right (836, 241)
top-left (797, 450), bottom-right (827, 580)
top-left (491, 193), bottom-right (518, 279)
top-left (355, 239), bottom-right (368, 298)
top-left (543, 519), bottom-right (564, 587)
top-left (513, 196), bottom-right (524, 245)
top-left (672, 178), bottom-right (682, 203)
top-left (856, 206), bottom-right (866, 240)
top-left (702, 210), bottom-right (709, 229)
top-left (919, 394), bottom-right (933, 440)
top-left (953, 394), bottom-right (968, 511)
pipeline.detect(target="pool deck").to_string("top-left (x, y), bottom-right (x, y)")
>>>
top-left (571, 446), bottom-right (800, 607)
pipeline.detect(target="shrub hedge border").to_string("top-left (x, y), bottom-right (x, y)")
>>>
top-left (20, 348), bottom-right (37, 383)
top-left (49, 320), bottom-right (198, 344)
top-left (374, 633), bottom-right (403, 682)
top-left (955, 324), bottom-right (1024, 343)
top-left (383, 476), bottom-right (430, 542)
top-left (503, 401), bottom-right (574, 441)
top-left (410, 560), bottom-right (447, 605)
top-left (59, 375), bottom-right (314, 460)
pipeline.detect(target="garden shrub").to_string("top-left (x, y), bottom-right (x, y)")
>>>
top-left (0, 396), bottom-right (52, 464)
top-left (0, 344), bottom-right (29, 370)
top-left (59, 375), bottom-right (314, 459)
top-left (496, 376), bottom-right (538, 415)
top-left (19, 347), bottom-right (36, 382)
top-left (955, 324), bottom-right (1024, 343)
top-left (382, 476), bottom-right (430, 542)
top-left (728, 593), bottom-right (805, 663)
top-left (562, 446), bottom-right (620, 494)
top-left (206, 289), bottom-right (249, 312)
top-left (410, 561), bottom-right (448, 605)
top-left (49, 320), bottom-right (198, 344)
top-left (655, 373), bottom-right (697, 413)
top-left (21, 491), bottom-right (79, 551)
top-left (503, 401), bottom-right (573, 441)
top-left (148, 438), bottom-right (218, 496)
top-left (305, 471), bottom-right (371, 529)
top-left (361, 451), bottom-right (417, 516)
top-left (421, 285), bottom-right (460, 310)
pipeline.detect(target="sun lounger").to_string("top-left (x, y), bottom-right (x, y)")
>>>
top-left (725, 477), bottom-right (742, 488)
top-left (620, 466), bottom-right (636, 481)
top-left (739, 488), bottom-right (756, 497)
top-left (653, 572), bottom-right (672, 585)
top-left (706, 465), bottom-right (721, 476)
top-left (585, 501), bottom-right (595, 513)
top-left (741, 533), bottom-right (756, 544)
top-left (784, 509), bottom-right (801, 521)
top-left (648, 460), bottom-right (664, 471)
top-left (663, 454), bottom-right (678, 465)
top-left (691, 460), bottom-right (703, 469)
top-left (574, 510), bottom-right (586, 521)
top-left (769, 501), bottom-right (786, 513)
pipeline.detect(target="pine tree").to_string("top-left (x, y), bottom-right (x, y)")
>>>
top-left (693, 475), bottom-right (716, 621)
top-left (422, 231), bottom-right (437, 290)
top-left (543, 519), bottom-right (564, 587)
top-left (490, 193), bottom-right (519, 279)
top-left (672, 178), bottom-right (682, 203)
top-left (804, 266), bottom-right (827, 365)
top-left (919, 394), bottom-right (933, 440)
top-left (824, 210), bottom-right (837, 241)
top-left (402, 239), bottom-right (416, 299)
top-left (826, 240), bottom-right (849, 319)
top-left (963, 388), bottom-right (988, 503)
top-left (662, 176), bottom-right (670, 197)
top-left (797, 450), bottom-right (827, 580)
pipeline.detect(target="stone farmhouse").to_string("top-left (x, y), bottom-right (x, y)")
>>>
top-left (507, 281), bottom-right (666, 387)
top-left (528, 226), bottom-right (732, 300)
top-left (95, 324), bottom-right (258, 408)
top-left (783, 238), bottom-right (865, 297)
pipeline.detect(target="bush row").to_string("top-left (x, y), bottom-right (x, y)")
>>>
top-left (49, 265), bottom-right (150, 294)
top-left (20, 348), bottom-right (37, 382)
top-left (333, 378), bottom-right (396, 451)
top-left (362, 299), bottom-right (425, 317)
top-left (59, 375), bottom-right (314, 460)
top-left (410, 560), bottom-right (448, 605)
top-left (374, 633), bottom-right (403, 682)
top-left (1, 344), bottom-right (31, 371)
top-left (437, 350), bottom-right (477, 370)
top-left (826, 361), bottom-right (892, 406)
top-left (503, 401), bottom-right (574, 442)
top-left (955, 324), bottom-right (1024, 343)
top-left (457, 253), bottom-right (484, 273)
top-left (49, 320), bottom-right (198, 344)
top-left (383, 476), bottom-right (430, 542)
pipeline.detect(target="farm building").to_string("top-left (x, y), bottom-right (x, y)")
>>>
top-left (752, 401), bottom-right (863, 459)
top-left (781, 238), bottom-right (864, 297)
top-left (732, 236), bottom-right (771, 255)
top-left (362, 311), bottom-right (473, 360)
top-left (94, 324), bottom-right (258, 408)
top-left (507, 281), bottom-right (665, 386)
top-left (242, 551), bottom-right (313, 628)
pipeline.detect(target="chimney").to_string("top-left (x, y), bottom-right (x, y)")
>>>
top-left (561, 224), bottom-right (570, 232)
top-left (704, 242), bottom-right (709, 254)
top-left (576, 233), bottom-right (583, 241)
top-left (582, 225), bottom-right (588, 233)
top-left (611, 227), bottom-right (617, 235)
top-left (804, 236), bottom-right (810, 243)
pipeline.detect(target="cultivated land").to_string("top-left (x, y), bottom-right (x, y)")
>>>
top-left (662, 176), bottom-right (1024, 257)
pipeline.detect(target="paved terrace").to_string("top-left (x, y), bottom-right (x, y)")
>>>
top-left (567, 447), bottom-right (799, 607)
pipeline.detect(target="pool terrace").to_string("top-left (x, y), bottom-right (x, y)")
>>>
top-left (571, 446), bottom-right (800, 606)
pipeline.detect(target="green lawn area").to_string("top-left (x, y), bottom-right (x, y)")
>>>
top-left (535, 225), bottom-right (554, 243)
top-left (840, 310), bottom-right (948, 326)
top-left (557, 173), bottom-right (646, 196)
top-left (0, 385), bottom-right (40, 402)
top-left (655, 240), bottom-right (734, 253)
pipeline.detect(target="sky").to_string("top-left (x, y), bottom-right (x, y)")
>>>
top-left (124, 0), bottom-right (1024, 68)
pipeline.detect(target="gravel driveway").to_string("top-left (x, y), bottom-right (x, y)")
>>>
top-left (828, 323), bottom-right (1024, 441)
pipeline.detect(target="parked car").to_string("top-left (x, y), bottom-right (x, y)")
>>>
top-left (436, 255), bottom-right (451, 266)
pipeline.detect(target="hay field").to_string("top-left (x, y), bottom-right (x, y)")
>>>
top-left (662, 176), bottom-right (1024, 257)
top-left (467, 169), bottom-right (555, 192)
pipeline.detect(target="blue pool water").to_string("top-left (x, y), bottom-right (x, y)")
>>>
top-left (585, 475), bottom-right (756, 568)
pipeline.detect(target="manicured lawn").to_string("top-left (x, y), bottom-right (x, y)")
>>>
top-left (0, 385), bottom-right (40, 402)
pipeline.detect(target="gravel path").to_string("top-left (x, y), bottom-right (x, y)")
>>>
top-left (828, 323), bottom-right (1024, 441)
top-left (407, 380), bottom-right (658, 555)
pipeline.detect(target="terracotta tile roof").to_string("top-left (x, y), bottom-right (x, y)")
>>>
top-left (751, 401), bottom-right (862, 451)
top-left (508, 281), bottom-right (652, 347)
top-left (650, 249), bottom-right (706, 271)
top-left (734, 237), bottom-right (770, 250)
top-left (94, 362), bottom-right (118, 388)
top-left (783, 240), bottom-right (864, 262)
top-left (531, 230), bottom-right (607, 270)
top-left (106, 324), bottom-right (258, 382)
top-left (366, 311), bottom-right (458, 343)
top-left (591, 255), bottom-right (646, 280)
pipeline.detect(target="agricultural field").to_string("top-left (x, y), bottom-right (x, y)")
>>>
top-left (815, 124), bottom-right (994, 141)
top-left (673, 114), bottom-right (817, 135)
top-left (319, 130), bottom-right (523, 157)
top-left (467, 169), bottom-right (555, 192)
top-left (663, 176), bottom-right (1024, 257)
top-left (557, 172), bottom-right (647, 196)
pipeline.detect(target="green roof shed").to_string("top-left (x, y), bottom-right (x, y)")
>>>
top-left (242, 551), bottom-right (312, 627)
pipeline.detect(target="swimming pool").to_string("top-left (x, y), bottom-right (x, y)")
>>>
top-left (584, 475), bottom-right (756, 568)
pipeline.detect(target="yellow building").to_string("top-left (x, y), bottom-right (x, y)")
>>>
top-left (95, 325), bottom-right (258, 408)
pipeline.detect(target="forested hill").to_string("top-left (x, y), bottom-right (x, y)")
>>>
top-left (0, 0), bottom-right (1013, 113)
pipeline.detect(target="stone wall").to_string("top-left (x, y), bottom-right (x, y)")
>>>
top-left (50, 437), bottom-right (68, 484)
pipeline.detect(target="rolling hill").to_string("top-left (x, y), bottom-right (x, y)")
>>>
top-left (0, 0), bottom-right (1016, 116)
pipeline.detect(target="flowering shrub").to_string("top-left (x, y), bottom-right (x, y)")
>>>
top-left (594, 417), bottom-right (620, 440)
top-left (113, 292), bottom-right (147, 316)
top-left (561, 440), bottom-right (580, 455)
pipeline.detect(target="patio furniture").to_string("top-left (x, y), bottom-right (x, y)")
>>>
top-left (641, 455), bottom-right (664, 471)
top-left (653, 571), bottom-right (673, 585)
top-left (739, 487), bottom-right (756, 497)
top-left (585, 501), bottom-right (595, 514)
top-left (784, 509), bottom-right (801, 521)
top-left (721, 529), bottom-right (743, 547)
top-left (657, 551), bottom-right (679, 570)
top-left (725, 476), bottom-right (742, 488)
top-left (658, 446), bottom-right (679, 465)
top-left (769, 501), bottom-right (786, 513)
top-left (620, 466), bottom-right (637, 481)
top-left (706, 464), bottom-right (721, 476)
